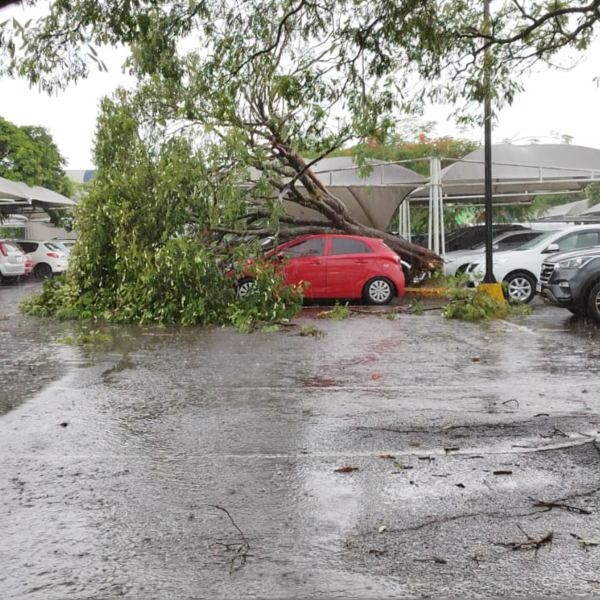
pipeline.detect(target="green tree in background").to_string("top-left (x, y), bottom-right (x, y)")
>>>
top-left (0, 115), bottom-right (73, 197)
top-left (586, 183), bottom-right (600, 208)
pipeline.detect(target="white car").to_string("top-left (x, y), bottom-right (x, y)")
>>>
top-left (14, 240), bottom-right (69, 280)
top-left (0, 239), bottom-right (26, 283)
top-left (471, 224), bottom-right (600, 303)
top-left (50, 240), bottom-right (74, 256)
top-left (444, 229), bottom-right (546, 276)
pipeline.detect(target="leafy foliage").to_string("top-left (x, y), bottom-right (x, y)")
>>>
top-left (441, 278), bottom-right (532, 321)
top-left (586, 183), bottom-right (600, 208)
top-left (21, 91), bottom-right (303, 328)
top-left (317, 302), bottom-right (351, 320)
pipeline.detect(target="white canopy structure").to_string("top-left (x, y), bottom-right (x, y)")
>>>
top-left (249, 156), bottom-right (427, 231)
top-left (578, 203), bottom-right (600, 218)
top-left (0, 177), bottom-right (32, 203)
top-left (0, 177), bottom-right (75, 210)
top-left (405, 144), bottom-right (600, 254)
top-left (536, 199), bottom-right (589, 220)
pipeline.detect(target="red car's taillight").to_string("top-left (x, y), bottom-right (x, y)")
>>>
top-left (47, 252), bottom-right (59, 258)
top-left (0, 243), bottom-right (7, 257)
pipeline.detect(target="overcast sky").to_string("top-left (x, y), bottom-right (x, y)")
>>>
top-left (1, 2), bottom-right (599, 169)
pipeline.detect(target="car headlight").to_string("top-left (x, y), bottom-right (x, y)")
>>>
top-left (557, 256), bottom-right (597, 269)
top-left (493, 257), bottom-right (510, 265)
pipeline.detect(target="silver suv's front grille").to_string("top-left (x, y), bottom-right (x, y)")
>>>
top-left (539, 263), bottom-right (555, 284)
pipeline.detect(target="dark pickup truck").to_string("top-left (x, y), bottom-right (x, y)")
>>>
top-left (538, 246), bottom-right (600, 321)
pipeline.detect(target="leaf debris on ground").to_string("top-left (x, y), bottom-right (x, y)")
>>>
top-left (334, 466), bottom-right (359, 473)
top-left (571, 533), bottom-right (599, 547)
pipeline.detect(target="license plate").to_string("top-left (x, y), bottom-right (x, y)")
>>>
top-left (536, 282), bottom-right (542, 294)
top-left (15, 256), bottom-right (23, 263)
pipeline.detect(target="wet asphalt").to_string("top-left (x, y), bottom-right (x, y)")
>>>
top-left (2, 279), bottom-right (600, 599)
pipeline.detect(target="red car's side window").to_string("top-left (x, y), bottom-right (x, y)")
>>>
top-left (330, 238), bottom-right (372, 255)
top-left (283, 238), bottom-right (325, 258)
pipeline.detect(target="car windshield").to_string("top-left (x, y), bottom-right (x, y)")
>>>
top-left (515, 230), bottom-right (557, 250)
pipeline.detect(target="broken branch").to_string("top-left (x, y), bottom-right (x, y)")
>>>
top-left (530, 497), bottom-right (592, 515)
top-left (208, 504), bottom-right (250, 573)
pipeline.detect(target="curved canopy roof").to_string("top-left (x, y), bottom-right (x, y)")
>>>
top-left (0, 177), bottom-right (75, 209)
top-left (410, 144), bottom-right (600, 204)
top-left (251, 156), bottom-right (427, 230)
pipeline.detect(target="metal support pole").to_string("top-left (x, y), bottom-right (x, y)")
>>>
top-left (483, 0), bottom-right (495, 283)
top-left (431, 156), bottom-right (443, 257)
top-left (428, 157), bottom-right (433, 250)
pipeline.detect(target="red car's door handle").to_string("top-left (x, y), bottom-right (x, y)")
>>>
top-left (309, 260), bottom-right (322, 265)
top-left (354, 260), bottom-right (368, 264)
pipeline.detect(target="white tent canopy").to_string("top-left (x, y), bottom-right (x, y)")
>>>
top-left (410, 144), bottom-right (600, 204)
top-left (249, 156), bottom-right (427, 231)
top-left (0, 177), bottom-right (32, 203)
top-left (0, 177), bottom-right (75, 209)
top-left (536, 199), bottom-right (589, 220)
top-left (578, 202), bottom-right (600, 218)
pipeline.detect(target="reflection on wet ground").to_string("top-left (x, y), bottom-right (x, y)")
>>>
top-left (2, 281), bottom-right (600, 598)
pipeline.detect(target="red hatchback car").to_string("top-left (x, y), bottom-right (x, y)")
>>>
top-left (235, 234), bottom-right (406, 305)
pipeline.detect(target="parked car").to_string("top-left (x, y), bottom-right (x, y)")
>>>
top-left (232, 234), bottom-right (406, 305)
top-left (470, 225), bottom-right (600, 303)
top-left (50, 240), bottom-right (73, 256)
top-left (13, 240), bottom-right (69, 280)
top-left (538, 246), bottom-right (600, 320)
top-left (0, 239), bottom-right (26, 283)
top-left (444, 229), bottom-right (547, 276)
top-left (443, 224), bottom-right (529, 253)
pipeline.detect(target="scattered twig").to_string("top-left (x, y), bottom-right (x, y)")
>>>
top-left (552, 426), bottom-right (569, 438)
top-left (334, 466), bottom-right (359, 473)
top-left (530, 497), bottom-right (592, 515)
top-left (501, 399), bottom-right (520, 408)
top-left (494, 525), bottom-right (553, 553)
top-left (570, 533), bottom-right (599, 548)
top-left (493, 470), bottom-right (513, 475)
top-left (208, 505), bottom-right (250, 573)
top-left (413, 556), bottom-right (447, 564)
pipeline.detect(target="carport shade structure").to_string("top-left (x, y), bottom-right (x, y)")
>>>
top-left (0, 177), bottom-right (32, 203)
top-left (536, 198), bottom-right (590, 221)
top-left (0, 178), bottom-right (76, 211)
top-left (406, 144), bottom-right (600, 254)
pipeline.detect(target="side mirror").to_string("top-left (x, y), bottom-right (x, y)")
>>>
top-left (276, 252), bottom-right (285, 261)
top-left (543, 243), bottom-right (560, 254)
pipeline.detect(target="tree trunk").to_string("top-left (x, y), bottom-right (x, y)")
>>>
top-left (337, 221), bottom-right (443, 272)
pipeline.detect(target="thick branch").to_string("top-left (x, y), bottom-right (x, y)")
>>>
top-left (463, 0), bottom-right (600, 49)
top-left (211, 225), bottom-right (339, 238)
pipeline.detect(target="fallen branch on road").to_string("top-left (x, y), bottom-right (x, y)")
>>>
top-left (530, 497), bottom-right (592, 515)
top-left (208, 504), bottom-right (250, 574)
top-left (494, 525), bottom-right (553, 553)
